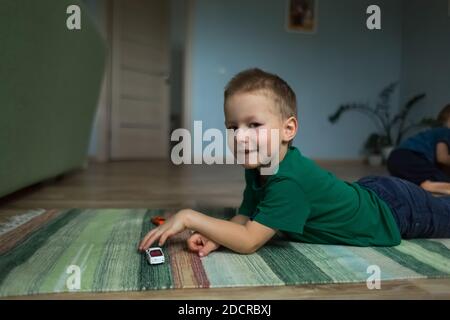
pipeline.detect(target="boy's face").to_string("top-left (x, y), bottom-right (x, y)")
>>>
top-left (224, 91), bottom-right (288, 170)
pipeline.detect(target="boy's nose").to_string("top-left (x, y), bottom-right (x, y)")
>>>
top-left (235, 128), bottom-right (248, 143)
top-left (235, 128), bottom-right (256, 143)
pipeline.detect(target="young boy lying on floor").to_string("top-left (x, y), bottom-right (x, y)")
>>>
top-left (139, 68), bottom-right (450, 257)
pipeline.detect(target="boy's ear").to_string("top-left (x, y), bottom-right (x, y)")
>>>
top-left (282, 116), bottom-right (298, 143)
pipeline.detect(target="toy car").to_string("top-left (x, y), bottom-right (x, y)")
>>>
top-left (145, 247), bottom-right (165, 265)
top-left (151, 216), bottom-right (166, 226)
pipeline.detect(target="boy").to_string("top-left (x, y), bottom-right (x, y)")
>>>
top-left (387, 104), bottom-right (450, 195)
top-left (139, 69), bottom-right (450, 257)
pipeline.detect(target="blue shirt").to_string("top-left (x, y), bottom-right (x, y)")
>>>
top-left (398, 127), bottom-right (450, 163)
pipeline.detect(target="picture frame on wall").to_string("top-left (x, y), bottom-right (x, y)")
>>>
top-left (286, 0), bottom-right (318, 34)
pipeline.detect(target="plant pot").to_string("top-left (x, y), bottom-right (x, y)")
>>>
top-left (367, 154), bottom-right (383, 166)
top-left (381, 146), bottom-right (394, 161)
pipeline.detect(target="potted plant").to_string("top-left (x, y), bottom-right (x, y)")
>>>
top-left (328, 82), bottom-right (435, 163)
top-left (364, 133), bottom-right (386, 166)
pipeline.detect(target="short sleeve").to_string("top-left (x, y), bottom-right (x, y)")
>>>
top-left (253, 178), bottom-right (310, 234)
top-left (238, 184), bottom-right (257, 217)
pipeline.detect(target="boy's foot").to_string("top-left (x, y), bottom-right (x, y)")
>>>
top-left (420, 180), bottom-right (450, 196)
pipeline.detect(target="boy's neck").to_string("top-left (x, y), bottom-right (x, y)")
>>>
top-left (257, 145), bottom-right (290, 185)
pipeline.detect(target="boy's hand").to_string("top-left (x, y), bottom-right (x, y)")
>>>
top-left (138, 209), bottom-right (191, 251)
top-left (187, 233), bottom-right (220, 257)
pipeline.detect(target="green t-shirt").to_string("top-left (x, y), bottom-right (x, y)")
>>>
top-left (239, 146), bottom-right (401, 246)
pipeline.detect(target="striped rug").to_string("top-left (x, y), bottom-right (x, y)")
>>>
top-left (1, 208), bottom-right (449, 297)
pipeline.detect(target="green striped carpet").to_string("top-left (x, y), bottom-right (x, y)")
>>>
top-left (1, 208), bottom-right (449, 297)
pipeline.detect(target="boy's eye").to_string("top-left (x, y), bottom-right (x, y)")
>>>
top-left (226, 125), bottom-right (237, 130)
top-left (249, 122), bottom-right (261, 128)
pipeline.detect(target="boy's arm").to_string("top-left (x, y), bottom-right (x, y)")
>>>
top-left (185, 210), bottom-right (276, 254)
top-left (189, 214), bottom-right (249, 241)
top-left (139, 209), bottom-right (275, 254)
top-left (436, 142), bottom-right (450, 166)
top-left (230, 214), bottom-right (250, 225)
top-left (186, 214), bottom-right (251, 256)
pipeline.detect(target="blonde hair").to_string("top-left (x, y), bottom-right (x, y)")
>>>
top-left (224, 68), bottom-right (297, 120)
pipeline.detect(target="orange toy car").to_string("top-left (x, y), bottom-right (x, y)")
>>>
top-left (151, 216), bottom-right (166, 226)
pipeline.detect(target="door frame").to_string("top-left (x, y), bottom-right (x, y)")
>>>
top-left (110, 0), bottom-right (171, 160)
top-left (88, 0), bottom-right (113, 163)
top-left (90, 0), bottom-right (194, 162)
top-left (182, 0), bottom-right (195, 133)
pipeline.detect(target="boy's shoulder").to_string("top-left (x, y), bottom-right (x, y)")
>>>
top-left (276, 146), bottom-right (316, 175)
top-left (244, 146), bottom-right (333, 189)
top-left (270, 147), bottom-right (328, 186)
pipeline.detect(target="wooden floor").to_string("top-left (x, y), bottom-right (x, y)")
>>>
top-left (1, 160), bottom-right (449, 299)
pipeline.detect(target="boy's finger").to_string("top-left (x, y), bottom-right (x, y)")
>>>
top-left (186, 240), bottom-right (195, 251)
top-left (142, 230), bottom-right (163, 250)
top-left (138, 229), bottom-right (157, 250)
top-left (140, 228), bottom-right (159, 247)
top-left (199, 241), bottom-right (217, 257)
top-left (187, 235), bottom-right (206, 251)
top-left (187, 233), bottom-right (201, 244)
top-left (186, 237), bottom-right (197, 249)
top-left (159, 231), bottom-right (174, 246)
top-left (187, 239), bottom-right (203, 252)
top-left (193, 235), bottom-right (203, 244)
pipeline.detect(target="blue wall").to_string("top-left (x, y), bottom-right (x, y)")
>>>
top-left (170, 0), bottom-right (187, 131)
top-left (190, 0), bottom-right (404, 159)
top-left (400, 0), bottom-right (450, 129)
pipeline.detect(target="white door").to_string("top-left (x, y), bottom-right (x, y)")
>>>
top-left (111, 0), bottom-right (170, 159)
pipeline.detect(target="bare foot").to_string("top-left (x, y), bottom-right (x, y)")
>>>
top-left (420, 180), bottom-right (450, 195)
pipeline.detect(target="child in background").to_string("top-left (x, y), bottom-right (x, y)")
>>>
top-left (139, 69), bottom-right (450, 257)
top-left (387, 104), bottom-right (450, 195)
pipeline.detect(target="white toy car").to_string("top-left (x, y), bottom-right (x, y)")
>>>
top-left (145, 247), bottom-right (165, 265)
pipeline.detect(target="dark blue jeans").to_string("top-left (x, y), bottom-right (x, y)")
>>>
top-left (356, 176), bottom-right (450, 238)
top-left (387, 149), bottom-right (450, 185)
